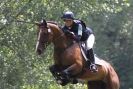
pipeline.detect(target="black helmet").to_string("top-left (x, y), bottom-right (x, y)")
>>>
top-left (61, 11), bottom-right (75, 20)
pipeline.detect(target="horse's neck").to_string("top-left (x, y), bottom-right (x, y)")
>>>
top-left (48, 24), bottom-right (67, 49)
top-left (53, 34), bottom-right (67, 49)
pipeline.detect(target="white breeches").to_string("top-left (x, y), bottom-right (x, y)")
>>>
top-left (85, 34), bottom-right (95, 50)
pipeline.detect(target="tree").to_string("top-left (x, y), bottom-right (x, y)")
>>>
top-left (0, 0), bottom-right (133, 89)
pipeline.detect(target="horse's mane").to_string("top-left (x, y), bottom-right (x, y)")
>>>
top-left (47, 21), bottom-right (58, 25)
top-left (47, 21), bottom-right (62, 31)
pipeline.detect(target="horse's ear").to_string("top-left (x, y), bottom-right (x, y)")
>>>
top-left (42, 19), bottom-right (47, 26)
top-left (35, 22), bottom-right (39, 26)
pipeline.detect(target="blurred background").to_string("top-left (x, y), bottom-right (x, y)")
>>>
top-left (0, 0), bottom-right (133, 89)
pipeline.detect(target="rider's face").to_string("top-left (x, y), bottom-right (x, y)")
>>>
top-left (63, 19), bottom-right (73, 27)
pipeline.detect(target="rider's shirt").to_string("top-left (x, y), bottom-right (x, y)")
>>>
top-left (62, 20), bottom-right (93, 41)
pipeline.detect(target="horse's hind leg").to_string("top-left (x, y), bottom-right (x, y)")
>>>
top-left (106, 64), bottom-right (120, 89)
top-left (87, 81), bottom-right (106, 89)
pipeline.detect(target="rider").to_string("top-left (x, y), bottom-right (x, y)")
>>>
top-left (61, 11), bottom-right (98, 72)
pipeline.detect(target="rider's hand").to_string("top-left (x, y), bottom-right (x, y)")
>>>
top-left (66, 31), bottom-right (75, 37)
top-left (65, 31), bottom-right (81, 42)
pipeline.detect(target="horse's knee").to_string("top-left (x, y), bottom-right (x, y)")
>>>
top-left (49, 65), bottom-right (60, 74)
top-left (73, 63), bottom-right (83, 74)
top-left (63, 63), bottom-right (83, 76)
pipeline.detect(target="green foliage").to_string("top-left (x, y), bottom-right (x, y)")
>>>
top-left (0, 0), bottom-right (133, 89)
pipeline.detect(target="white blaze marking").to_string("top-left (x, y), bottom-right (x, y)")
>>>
top-left (36, 30), bottom-right (41, 51)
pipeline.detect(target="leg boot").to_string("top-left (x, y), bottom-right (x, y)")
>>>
top-left (87, 49), bottom-right (98, 72)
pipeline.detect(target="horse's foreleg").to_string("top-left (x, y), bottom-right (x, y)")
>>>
top-left (49, 65), bottom-right (61, 77)
top-left (49, 65), bottom-right (70, 86)
top-left (63, 63), bottom-right (83, 77)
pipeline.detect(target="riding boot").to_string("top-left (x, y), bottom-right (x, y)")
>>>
top-left (87, 49), bottom-right (98, 72)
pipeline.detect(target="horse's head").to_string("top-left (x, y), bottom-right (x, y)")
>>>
top-left (35, 19), bottom-right (53, 55)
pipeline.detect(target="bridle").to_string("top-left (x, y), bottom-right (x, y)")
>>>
top-left (37, 24), bottom-right (65, 46)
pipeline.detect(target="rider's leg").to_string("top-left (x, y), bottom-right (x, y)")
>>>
top-left (86, 34), bottom-right (98, 72)
top-left (87, 49), bottom-right (98, 72)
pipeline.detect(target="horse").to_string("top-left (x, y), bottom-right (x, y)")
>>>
top-left (35, 19), bottom-right (120, 89)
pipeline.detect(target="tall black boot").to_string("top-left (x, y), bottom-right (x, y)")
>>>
top-left (87, 49), bottom-right (98, 72)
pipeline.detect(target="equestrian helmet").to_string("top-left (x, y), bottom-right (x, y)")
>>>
top-left (61, 11), bottom-right (75, 20)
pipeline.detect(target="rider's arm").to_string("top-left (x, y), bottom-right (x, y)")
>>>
top-left (77, 24), bottom-right (83, 40)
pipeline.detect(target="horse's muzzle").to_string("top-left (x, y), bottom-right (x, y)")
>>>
top-left (36, 48), bottom-right (43, 55)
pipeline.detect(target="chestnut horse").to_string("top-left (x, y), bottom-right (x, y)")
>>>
top-left (35, 19), bottom-right (120, 89)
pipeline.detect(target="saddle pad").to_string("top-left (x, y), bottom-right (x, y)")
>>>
top-left (94, 55), bottom-right (103, 66)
